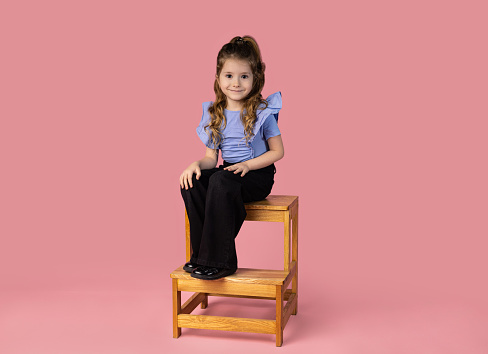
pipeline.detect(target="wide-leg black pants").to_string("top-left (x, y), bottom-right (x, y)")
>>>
top-left (180, 161), bottom-right (275, 270)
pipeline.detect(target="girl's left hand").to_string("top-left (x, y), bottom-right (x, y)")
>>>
top-left (224, 162), bottom-right (250, 177)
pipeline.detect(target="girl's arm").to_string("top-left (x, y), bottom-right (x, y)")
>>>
top-left (224, 135), bottom-right (284, 177)
top-left (180, 147), bottom-right (218, 189)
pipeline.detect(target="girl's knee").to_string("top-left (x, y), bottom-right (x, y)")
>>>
top-left (180, 174), bottom-right (203, 194)
top-left (208, 170), bottom-right (231, 184)
top-left (208, 171), bottom-right (242, 195)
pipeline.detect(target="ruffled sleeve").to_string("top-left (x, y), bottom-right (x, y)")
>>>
top-left (196, 101), bottom-right (217, 149)
top-left (251, 91), bottom-right (282, 142)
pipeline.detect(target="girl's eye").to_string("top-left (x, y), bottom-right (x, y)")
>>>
top-left (241, 75), bottom-right (248, 79)
top-left (225, 74), bottom-right (232, 78)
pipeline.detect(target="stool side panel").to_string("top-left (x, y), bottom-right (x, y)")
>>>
top-left (178, 314), bottom-right (276, 334)
top-left (244, 195), bottom-right (298, 211)
top-left (245, 209), bottom-right (284, 222)
top-left (171, 266), bottom-right (287, 285)
top-left (178, 279), bottom-right (276, 297)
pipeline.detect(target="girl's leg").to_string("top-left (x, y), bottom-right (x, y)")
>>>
top-left (180, 168), bottom-right (219, 263)
top-left (193, 165), bottom-right (275, 270)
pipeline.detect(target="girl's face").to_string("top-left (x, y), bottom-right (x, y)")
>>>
top-left (217, 58), bottom-right (253, 111)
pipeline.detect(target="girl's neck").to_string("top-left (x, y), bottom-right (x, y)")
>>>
top-left (225, 99), bottom-right (244, 112)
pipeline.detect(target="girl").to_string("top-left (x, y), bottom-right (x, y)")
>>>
top-left (179, 35), bottom-right (284, 280)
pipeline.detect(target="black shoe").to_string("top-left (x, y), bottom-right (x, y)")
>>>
top-left (183, 261), bottom-right (201, 273)
top-left (191, 266), bottom-right (237, 280)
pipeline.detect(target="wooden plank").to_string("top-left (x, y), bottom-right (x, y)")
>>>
top-left (206, 293), bottom-right (275, 300)
top-left (178, 314), bottom-right (276, 334)
top-left (204, 290), bottom-right (293, 301)
top-left (282, 293), bottom-right (297, 329)
top-left (181, 292), bottom-right (206, 315)
top-left (284, 210), bottom-right (290, 271)
top-left (178, 279), bottom-right (276, 298)
top-left (201, 293), bottom-right (208, 309)
top-left (276, 285), bottom-right (283, 346)
top-left (283, 261), bottom-right (296, 291)
top-left (292, 199), bottom-right (298, 315)
top-left (244, 195), bottom-right (298, 211)
top-left (172, 279), bottom-right (181, 338)
top-left (171, 266), bottom-right (288, 285)
top-left (245, 209), bottom-right (283, 222)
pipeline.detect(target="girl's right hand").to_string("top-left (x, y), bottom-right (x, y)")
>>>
top-left (179, 162), bottom-right (201, 190)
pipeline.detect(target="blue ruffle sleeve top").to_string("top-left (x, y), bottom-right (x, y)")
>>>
top-left (196, 92), bottom-right (282, 163)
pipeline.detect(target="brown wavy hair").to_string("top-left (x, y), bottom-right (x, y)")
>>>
top-left (205, 35), bottom-right (268, 149)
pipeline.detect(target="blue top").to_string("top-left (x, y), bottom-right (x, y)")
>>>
top-left (196, 92), bottom-right (282, 163)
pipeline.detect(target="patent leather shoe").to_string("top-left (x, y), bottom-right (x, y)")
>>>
top-left (191, 266), bottom-right (237, 280)
top-left (183, 261), bottom-right (201, 273)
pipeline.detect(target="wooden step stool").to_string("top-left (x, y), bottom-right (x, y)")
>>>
top-left (170, 195), bottom-right (299, 346)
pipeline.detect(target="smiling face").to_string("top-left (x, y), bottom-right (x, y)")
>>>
top-left (217, 58), bottom-right (254, 111)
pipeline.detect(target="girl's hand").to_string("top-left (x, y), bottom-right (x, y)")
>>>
top-left (180, 162), bottom-right (201, 190)
top-left (224, 162), bottom-right (250, 177)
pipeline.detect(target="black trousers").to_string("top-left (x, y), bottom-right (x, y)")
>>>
top-left (180, 161), bottom-right (275, 270)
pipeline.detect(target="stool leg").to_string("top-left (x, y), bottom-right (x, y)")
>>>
top-left (172, 279), bottom-right (181, 338)
top-left (276, 285), bottom-right (283, 347)
top-left (292, 203), bottom-right (298, 315)
top-left (201, 293), bottom-right (208, 309)
top-left (284, 210), bottom-right (290, 272)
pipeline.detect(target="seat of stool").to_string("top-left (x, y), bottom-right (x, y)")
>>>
top-left (243, 195), bottom-right (298, 223)
top-left (244, 195), bottom-right (297, 211)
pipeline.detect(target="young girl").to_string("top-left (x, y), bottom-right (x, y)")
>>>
top-left (179, 35), bottom-right (284, 280)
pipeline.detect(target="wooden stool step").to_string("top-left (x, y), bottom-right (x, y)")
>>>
top-left (171, 263), bottom-right (297, 347)
top-left (171, 263), bottom-right (296, 298)
top-left (171, 265), bottom-right (290, 284)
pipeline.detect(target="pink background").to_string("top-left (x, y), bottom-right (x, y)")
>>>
top-left (1, 1), bottom-right (487, 353)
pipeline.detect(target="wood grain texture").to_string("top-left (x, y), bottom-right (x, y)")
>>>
top-left (283, 261), bottom-right (296, 291)
top-left (205, 293), bottom-right (275, 300)
top-left (178, 278), bottom-right (276, 298)
top-left (245, 209), bottom-right (284, 222)
top-left (291, 198), bottom-right (299, 315)
top-left (172, 279), bottom-right (181, 338)
top-left (283, 293), bottom-right (297, 329)
top-left (284, 210), bottom-right (290, 271)
top-left (244, 195), bottom-right (298, 211)
top-left (275, 285), bottom-right (283, 347)
top-left (178, 314), bottom-right (276, 334)
top-left (201, 289), bottom-right (293, 301)
top-left (171, 266), bottom-right (288, 285)
top-left (181, 292), bottom-right (206, 315)
top-left (201, 293), bottom-right (208, 309)
top-left (284, 288), bottom-right (292, 301)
